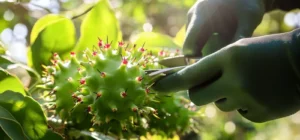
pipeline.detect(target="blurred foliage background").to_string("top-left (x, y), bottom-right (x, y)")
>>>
top-left (0, 0), bottom-right (300, 140)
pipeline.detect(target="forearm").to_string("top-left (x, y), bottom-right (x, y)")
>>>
top-left (264, 0), bottom-right (300, 12)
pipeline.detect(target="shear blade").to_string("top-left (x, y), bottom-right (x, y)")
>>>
top-left (147, 66), bottom-right (186, 77)
top-left (146, 55), bottom-right (201, 77)
top-left (158, 55), bottom-right (188, 67)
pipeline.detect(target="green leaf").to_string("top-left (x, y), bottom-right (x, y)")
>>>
top-left (0, 56), bottom-right (13, 69)
top-left (133, 32), bottom-right (180, 53)
top-left (75, 0), bottom-right (122, 52)
top-left (0, 41), bottom-right (5, 55)
top-left (27, 47), bottom-right (33, 68)
top-left (0, 106), bottom-right (27, 140)
top-left (174, 25), bottom-right (186, 47)
top-left (39, 130), bottom-right (64, 140)
top-left (30, 14), bottom-right (65, 44)
top-left (0, 68), bottom-right (26, 96)
top-left (0, 91), bottom-right (48, 139)
top-left (30, 15), bottom-right (76, 74)
top-left (0, 129), bottom-right (10, 140)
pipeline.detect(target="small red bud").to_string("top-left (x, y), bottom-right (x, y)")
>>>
top-left (139, 47), bottom-right (145, 52)
top-left (87, 106), bottom-right (91, 112)
top-left (77, 97), bottom-right (82, 102)
top-left (98, 42), bottom-right (103, 47)
top-left (136, 76), bottom-right (143, 82)
top-left (80, 78), bottom-right (86, 85)
top-left (96, 92), bottom-right (102, 99)
top-left (104, 43), bottom-right (110, 49)
top-left (100, 72), bottom-right (106, 78)
top-left (70, 52), bottom-right (75, 56)
top-left (121, 92), bottom-right (127, 98)
top-left (93, 51), bottom-right (97, 56)
top-left (122, 58), bottom-right (128, 65)
top-left (159, 50), bottom-right (164, 56)
top-left (145, 88), bottom-right (150, 94)
top-left (132, 108), bottom-right (138, 112)
top-left (52, 60), bottom-right (58, 64)
top-left (98, 38), bottom-right (103, 47)
top-left (118, 41), bottom-right (124, 47)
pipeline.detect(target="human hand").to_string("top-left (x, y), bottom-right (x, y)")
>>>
top-left (153, 29), bottom-right (300, 122)
top-left (184, 0), bottom-right (265, 57)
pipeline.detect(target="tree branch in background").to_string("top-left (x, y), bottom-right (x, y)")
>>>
top-left (28, 3), bottom-right (51, 13)
top-left (71, 6), bottom-right (94, 20)
top-left (15, 0), bottom-right (51, 13)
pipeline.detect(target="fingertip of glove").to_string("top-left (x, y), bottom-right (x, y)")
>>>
top-left (151, 79), bottom-right (172, 93)
top-left (151, 73), bottom-right (182, 93)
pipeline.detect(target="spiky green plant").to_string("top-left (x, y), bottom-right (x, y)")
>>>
top-left (147, 95), bottom-right (193, 137)
top-left (41, 39), bottom-right (193, 138)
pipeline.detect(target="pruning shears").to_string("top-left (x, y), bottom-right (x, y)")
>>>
top-left (145, 55), bottom-right (201, 77)
top-left (146, 31), bottom-right (232, 78)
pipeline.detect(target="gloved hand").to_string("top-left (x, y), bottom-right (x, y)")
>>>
top-left (184, 0), bottom-right (265, 57)
top-left (153, 29), bottom-right (300, 122)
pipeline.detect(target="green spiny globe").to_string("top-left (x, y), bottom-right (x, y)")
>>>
top-left (147, 95), bottom-right (193, 137)
top-left (41, 39), bottom-right (193, 138)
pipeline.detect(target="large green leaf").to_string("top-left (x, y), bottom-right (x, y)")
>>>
top-left (75, 0), bottom-right (122, 52)
top-left (30, 14), bottom-right (66, 44)
top-left (174, 25), bottom-right (186, 47)
top-left (0, 68), bottom-right (26, 95)
top-left (0, 56), bottom-right (13, 69)
top-left (133, 32), bottom-right (180, 53)
top-left (30, 15), bottom-right (76, 74)
top-left (0, 106), bottom-right (27, 140)
top-left (0, 91), bottom-right (48, 139)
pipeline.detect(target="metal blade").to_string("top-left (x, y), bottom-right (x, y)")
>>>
top-left (147, 66), bottom-right (186, 77)
top-left (146, 55), bottom-right (200, 77)
top-left (158, 55), bottom-right (188, 67)
top-left (158, 55), bottom-right (202, 68)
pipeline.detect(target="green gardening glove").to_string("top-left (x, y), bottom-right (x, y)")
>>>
top-left (184, 0), bottom-right (265, 57)
top-left (153, 29), bottom-right (300, 122)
